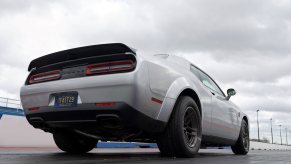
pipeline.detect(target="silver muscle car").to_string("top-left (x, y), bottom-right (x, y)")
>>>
top-left (20, 43), bottom-right (249, 157)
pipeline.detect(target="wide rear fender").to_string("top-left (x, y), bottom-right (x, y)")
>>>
top-left (156, 77), bottom-right (201, 122)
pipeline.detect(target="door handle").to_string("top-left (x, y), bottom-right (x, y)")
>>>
top-left (211, 92), bottom-right (215, 95)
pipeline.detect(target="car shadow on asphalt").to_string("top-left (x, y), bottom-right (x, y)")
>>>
top-left (41, 151), bottom-right (236, 164)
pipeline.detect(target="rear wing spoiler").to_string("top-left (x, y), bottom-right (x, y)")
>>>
top-left (28, 43), bottom-right (136, 71)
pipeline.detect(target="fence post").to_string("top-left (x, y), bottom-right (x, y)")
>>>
top-left (5, 98), bottom-right (8, 108)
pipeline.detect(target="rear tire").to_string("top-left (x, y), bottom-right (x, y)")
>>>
top-left (231, 119), bottom-right (249, 155)
top-left (157, 96), bottom-right (202, 158)
top-left (53, 131), bottom-right (97, 154)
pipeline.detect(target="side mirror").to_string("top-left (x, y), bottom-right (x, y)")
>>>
top-left (226, 88), bottom-right (236, 100)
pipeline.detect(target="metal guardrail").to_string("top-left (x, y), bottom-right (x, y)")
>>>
top-left (0, 97), bottom-right (23, 113)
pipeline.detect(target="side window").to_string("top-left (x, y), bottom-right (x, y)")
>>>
top-left (198, 71), bottom-right (217, 91)
top-left (209, 79), bottom-right (224, 96)
top-left (197, 69), bottom-right (224, 96)
top-left (190, 65), bottom-right (201, 79)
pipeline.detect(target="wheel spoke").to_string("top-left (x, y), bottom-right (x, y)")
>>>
top-left (183, 107), bottom-right (200, 148)
top-left (189, 131), bottom-right (197, 136)
top-left (242, 125), bottom-right (249, 149)
top-left (183, 128), bottom-right (188, 136)
top-left (187, 127), bottom-right (197, 132)
top-left (184, 112), bottom-right (193, 125)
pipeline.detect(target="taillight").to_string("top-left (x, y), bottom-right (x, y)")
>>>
top-left (95, 102), bottom-right (116, 107)
top-left (29, 107), bottom-right (40, 111)
top-left (29, 70), bottom-right (61, 84)
top-left (151, 97), bottom-right (163, 104)
top-left (86, 60), bottom-right (134, 75)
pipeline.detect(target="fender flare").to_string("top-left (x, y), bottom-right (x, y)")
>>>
top-left (156, 77), bottom-right (201, 122)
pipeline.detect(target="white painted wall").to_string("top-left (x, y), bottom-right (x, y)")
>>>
top-left (1, 115), bottom-right (291, 150)
top-left (0, 115), bottom-right (55, 147)
top-left (250, 141), bottom-right (291, 150)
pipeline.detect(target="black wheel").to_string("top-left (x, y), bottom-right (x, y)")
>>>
top-left (157, 96), bottom-right (202, 158)
top-left (231, 119), bottom-right (249, 155)
top-left (53, 131), bottom-right (97, 154)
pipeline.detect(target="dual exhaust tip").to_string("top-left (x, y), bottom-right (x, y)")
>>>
top-left (29, 114), bottom-right (122, 130)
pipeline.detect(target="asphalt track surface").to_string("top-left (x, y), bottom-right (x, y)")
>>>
top-left (0, 148), bottom-right (290, 164)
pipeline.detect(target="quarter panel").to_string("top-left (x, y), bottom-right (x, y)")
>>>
top-left (147, 61), bottom-right (181, 97)
top-left (156, 76), bottom-right (213, 136)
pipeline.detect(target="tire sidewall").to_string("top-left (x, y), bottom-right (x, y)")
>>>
top-left (232, 119), bottom-right (249, 155)
top-left (240, 120), bottom-right (250, 153)
top-left (174, 96), bottom-right (202, 156)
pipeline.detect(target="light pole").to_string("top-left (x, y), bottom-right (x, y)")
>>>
top-left (285, 128), bottom-right (288, 146)
top-left (256, 110), bottom-right (260, 142)
top-left (279, 125), bottom-right (282, 145)
top-left (270, 118), bottom-right (273, 144)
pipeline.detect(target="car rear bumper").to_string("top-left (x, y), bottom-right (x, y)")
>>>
top-left (26, 102), bottom-right (166, 133)
top-left (21, 72), bottom-right (137, 109)
top-left (21, 61), bottom-right (164, 117)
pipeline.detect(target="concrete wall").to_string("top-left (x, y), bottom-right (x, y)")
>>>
top-left (250, 141), bottom-right (291, 150)
top-left (0, 115), bottom-right (55, 147)
top-left (1, 115), bottom-right (291, 150)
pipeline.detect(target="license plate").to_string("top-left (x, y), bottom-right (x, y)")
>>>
top-left (54, 93), bottom-right (78, 108)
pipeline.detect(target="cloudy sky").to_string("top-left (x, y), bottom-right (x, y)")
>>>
top-left (0, 0), bottom-right (291, 144)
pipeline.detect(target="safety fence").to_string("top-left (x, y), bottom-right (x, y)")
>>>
top-left (0, 97), bottom-right (24, 116)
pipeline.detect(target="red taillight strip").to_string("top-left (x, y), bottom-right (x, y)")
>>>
top-left (29, 107), bottom-right (40, 111)
top-left (151, 97), bottom-right (163, 104)
top-left (86, 63), bottom-right (110, 75)
top-left (109, 60), bottom-right (134, 71)
top-left (86, 60), bottom-right (134, 75)
top-left (29, 70), bottom-right (61, 84)
top-left (95, 102), bottom-right (116, 107)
